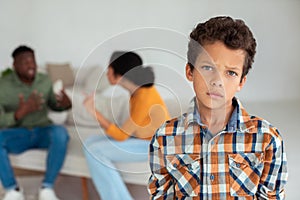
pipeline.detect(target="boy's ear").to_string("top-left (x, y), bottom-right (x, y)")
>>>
top-left (237, 76), bottom-right (247, 92)
top-left (185, 64), bottom-right (193, 81)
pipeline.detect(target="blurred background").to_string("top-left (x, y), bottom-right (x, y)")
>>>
top-left (0, 0), bottom-right (300, 102)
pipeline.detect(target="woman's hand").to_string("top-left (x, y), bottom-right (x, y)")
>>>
top-left (83, 93), bottom-right (112, 129)
top-left (83, 93), bottom-right (96, 116)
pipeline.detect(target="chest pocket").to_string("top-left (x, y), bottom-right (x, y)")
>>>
top-left (228, 153), bottom-right (264, 197)
top-left (166, 153), bottom-right (201, 197)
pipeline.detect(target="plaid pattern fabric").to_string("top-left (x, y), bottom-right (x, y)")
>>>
top-left (148, 97), bottom-right (288, 200)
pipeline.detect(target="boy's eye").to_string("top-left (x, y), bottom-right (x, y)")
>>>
top-left (227, 70), bottom-right (238, 77)
top-left (201, 65), bottom-right (213, 71)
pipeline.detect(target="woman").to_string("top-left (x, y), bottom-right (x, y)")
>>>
top-left (83, 51), bottom-right (170, 200)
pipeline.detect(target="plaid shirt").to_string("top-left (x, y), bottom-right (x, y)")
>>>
top-left (148, 97), bottom-right (288, 200)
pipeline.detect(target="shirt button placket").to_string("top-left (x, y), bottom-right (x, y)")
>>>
top-left (210, 174), bottom-right (214, 181)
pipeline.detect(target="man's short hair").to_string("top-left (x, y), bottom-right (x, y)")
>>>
top-left (12, 45), bottom-right (34, 59)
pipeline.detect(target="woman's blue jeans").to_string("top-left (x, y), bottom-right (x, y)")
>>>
top-left (0, 125), bottom-right (69, 190)
top-left (83, 135), bottom-right (149, 200)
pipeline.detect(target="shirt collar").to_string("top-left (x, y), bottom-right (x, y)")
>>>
top-left (184, 97), bottom-right (255, 133)
top-left (184, 97), bottom-right (204, 128)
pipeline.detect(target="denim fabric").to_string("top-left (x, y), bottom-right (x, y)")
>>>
top-left (0, 125), bottom-right (69, 189)
top-left (83, 135), bottom-right (149, 200)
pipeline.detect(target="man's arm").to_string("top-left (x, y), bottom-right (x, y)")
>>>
top-left (0, 105), bottom-right (17, 128)
top-left (148, 134), bottom-right (175, 200)
top-left (256, 129), bottom-right (288, 199)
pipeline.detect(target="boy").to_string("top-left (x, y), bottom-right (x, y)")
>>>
top-left (148, 16), bottom-right (288, 199)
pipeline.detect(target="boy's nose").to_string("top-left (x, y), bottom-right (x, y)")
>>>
top-left (210, 78), bottom-right (223, 87)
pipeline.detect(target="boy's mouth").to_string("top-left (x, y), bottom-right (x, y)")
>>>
top-left (207, 92), bottom-right (223, 99)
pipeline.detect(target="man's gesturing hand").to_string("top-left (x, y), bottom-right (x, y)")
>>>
top-left (14, 90), bottom-right (45, 120)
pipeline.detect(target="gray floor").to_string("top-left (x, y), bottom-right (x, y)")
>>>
top-left (0, 175), bottom-right (149, 200)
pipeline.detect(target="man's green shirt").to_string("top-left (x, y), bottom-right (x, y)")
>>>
top-left (0, 71), bottom-right (66, 128)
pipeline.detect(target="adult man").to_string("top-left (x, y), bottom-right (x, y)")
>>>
top-left (0, 45), bottom-right (72, 200)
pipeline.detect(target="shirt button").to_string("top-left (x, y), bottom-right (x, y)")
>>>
top-left (236, 163), bottom-right (241, 168)
top-left (210, 174), bottom-right (214, 181)
top-left (173, 163), bottom-right (178, 168)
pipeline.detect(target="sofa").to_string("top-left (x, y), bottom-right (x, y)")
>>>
top-left (9, 63), bottom-right (190, 200)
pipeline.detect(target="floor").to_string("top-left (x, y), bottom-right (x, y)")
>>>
top-left (0, 168), bottom-right (149, 200)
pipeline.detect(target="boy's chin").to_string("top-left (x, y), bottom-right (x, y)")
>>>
top-left (198, 99), bottom-right (227, 110)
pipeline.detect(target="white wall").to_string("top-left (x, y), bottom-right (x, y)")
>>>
top-left (1, 0), bottom-right (300, 102)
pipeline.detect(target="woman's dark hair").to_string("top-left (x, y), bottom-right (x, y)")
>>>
top-left (12, 45), bottom-right (34, 59)
top-left (109, 51), bottom-right (154, 87)
top-left (187, 16), bottom-right (257, 80)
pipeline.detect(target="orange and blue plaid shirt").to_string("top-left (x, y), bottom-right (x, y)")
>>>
top-left (148, 97), bottom-right (288, 199)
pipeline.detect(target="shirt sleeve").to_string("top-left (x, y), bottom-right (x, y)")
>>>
top-left (104, 104), bottom-right (146, 141)
top-left (105, 97), bottom-right (162, 141)
top-left (0, 105), bottom-right (17, 128)
top-left (148, 133), bottom-right (175, 199)
top-left (105, 123), bottom-right (130, 141)
top-left (256, 128), bottom-right (288, 199)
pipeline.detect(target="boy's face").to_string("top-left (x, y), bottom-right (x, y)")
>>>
top-left (186, 41), bottom-right (246, 110)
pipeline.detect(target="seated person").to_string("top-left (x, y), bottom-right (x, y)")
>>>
top-left (83, 51), bottom-right (170, 200)
top-left (0, 45), bottom-right (72, 200)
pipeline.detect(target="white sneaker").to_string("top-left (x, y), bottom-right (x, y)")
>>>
top-left (38, 188), bottom-right (60, 200)
top-left (3, 189), bottom-right (24, 200)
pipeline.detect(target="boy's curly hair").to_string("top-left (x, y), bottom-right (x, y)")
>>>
top-left (187, 16), bottom-right (257, 79)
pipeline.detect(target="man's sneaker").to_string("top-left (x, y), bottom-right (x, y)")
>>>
top-left (3, 189), bottom-right (25, 200)
top-left (38, 188), bottom-right (60, 200)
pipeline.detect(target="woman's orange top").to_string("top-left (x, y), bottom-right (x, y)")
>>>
top-left (105, 86), bottom-right (170, 141)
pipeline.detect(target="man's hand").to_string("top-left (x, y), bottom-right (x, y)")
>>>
top-left (15, 90), bottom-right (45, 120)
top-left (56, 89), bottom-right (72, 109)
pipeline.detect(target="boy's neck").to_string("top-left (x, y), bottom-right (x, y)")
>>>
top-left (196, 100), bottom-right (234, 135)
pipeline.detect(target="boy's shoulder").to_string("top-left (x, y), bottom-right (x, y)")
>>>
top-left (239, 104), bottom-right (282, 140)
top-left (235, 98), bottom-right (282, 139)
top-left (242, 113), bottom-right (282, 139)
top-left (155, 113), bottom-right (189, 137)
